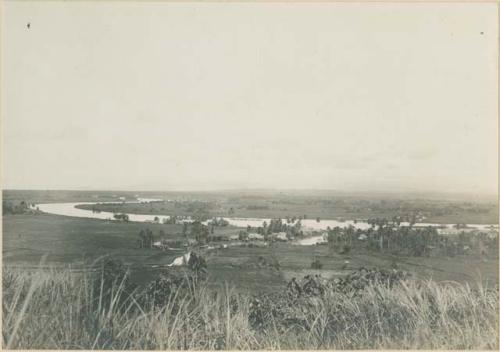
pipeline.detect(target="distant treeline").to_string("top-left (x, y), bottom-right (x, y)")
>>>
top-left (2, 201), bottom-right (36, 215)
top-left (324, 218), bottom-right (498, 257)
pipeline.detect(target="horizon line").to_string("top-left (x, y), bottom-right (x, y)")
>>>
top-left (2, 186), bottom-right (498, 198)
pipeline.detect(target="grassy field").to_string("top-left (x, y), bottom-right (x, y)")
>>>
top-left (3, 214), bottom-right (185, 266)
top-left (4, 214), bottom-right (498, 293)
top-left (207, 243), bottom-right (499, 287)
top-left (2, 213), bottom-right (236, 265)
top-left (3, 266), bottom-right (498, 349)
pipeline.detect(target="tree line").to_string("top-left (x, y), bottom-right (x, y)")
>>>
top-left (3, 201), bottom-right (36, 215)
top-left (325, 219), bottom-right (498, 257)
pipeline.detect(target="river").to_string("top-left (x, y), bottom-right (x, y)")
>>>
top-left (32, 198), bottom-right (498, 235)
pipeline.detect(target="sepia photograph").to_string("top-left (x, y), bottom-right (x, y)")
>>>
top-left (1, 1), bottom-right (499, 350)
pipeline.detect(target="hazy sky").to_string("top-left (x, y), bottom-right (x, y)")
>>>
top-left (2, 2), bottom-right (498, 194)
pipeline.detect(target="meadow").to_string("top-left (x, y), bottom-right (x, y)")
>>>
top-left (3, 213), bottom-right (498, 291)
top-left (3, 214), bottom-right (184, 267)
top-left (2, 264), bottom-right (498, 349)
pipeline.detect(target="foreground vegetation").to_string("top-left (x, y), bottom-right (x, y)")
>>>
top-left (3, 260), bottom-right (498, 350)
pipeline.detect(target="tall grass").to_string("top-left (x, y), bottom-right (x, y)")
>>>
top-left (2, 266), bottom-right (498, 350)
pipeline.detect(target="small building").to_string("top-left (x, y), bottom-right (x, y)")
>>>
top-left (275, 232), bottom-right (288, 241)
top-left (248, 233), bottom-right (264, 241)
top-left (153, 241), bottom-right (163, 248)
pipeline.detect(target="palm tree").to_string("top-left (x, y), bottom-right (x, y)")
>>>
top-left (146, 229), bottom-right (154, 249)
top-left (138, 229), bottom-right (146, 248)
top-left (346, 225), bottom-right (355, 246)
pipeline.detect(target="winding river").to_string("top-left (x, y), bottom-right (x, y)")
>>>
top-left (32, 198), bottom-right (498, 237)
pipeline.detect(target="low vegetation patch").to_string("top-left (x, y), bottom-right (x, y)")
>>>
top-left (3, 262), bottom-right (498, 350)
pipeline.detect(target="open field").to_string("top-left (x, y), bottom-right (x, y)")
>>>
top-left (3, 213), bottom-right (498, 292)
top-left (3, 214), bottom-right (184, 266)
top-left (3, 213), bottom-right (237, 266)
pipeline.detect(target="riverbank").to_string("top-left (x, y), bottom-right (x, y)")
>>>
top-left (33, 200), bottom-right (499, 232)
top-left (5, 189), bottom-right (497, 225)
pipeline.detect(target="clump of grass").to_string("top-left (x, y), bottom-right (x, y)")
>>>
top-left (3, 264), bottom-right (498, 350)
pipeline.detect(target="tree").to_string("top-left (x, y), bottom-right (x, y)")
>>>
top-left (114, 213), bottom-right (129, 222)
top-left (295, 220), bottom-right (302, 231)
top-left (191, 221), bottom-right (209, 244)
top-left (346, 225), bottom-right (355, 245)
top-left (188, 252), bottom-right (208, 277)
top-left (327, 226), bottom-right (342, 250)
top-left (327, 231), bottom-right (336, 250)
top-left (137, 228), bottom-right (155, 249)
top-left (238, 231), bottom-right (248, 241)
top-left (138, 229), bottom-right (146, 248)
top-left (311, 257), bottom-right (323, 269)
top-left (146, 228), bottom-right (154, 249)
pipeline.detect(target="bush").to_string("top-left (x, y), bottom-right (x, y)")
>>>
top-left (91, 257), bottom-right (135, 310)
top-left (142, 272), bottom-right (199, 308)
top-left (187, 252), bottom-right (208, 278)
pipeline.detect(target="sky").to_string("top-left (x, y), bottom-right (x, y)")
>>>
top-left (2, 2), bottom-right (498, 195)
